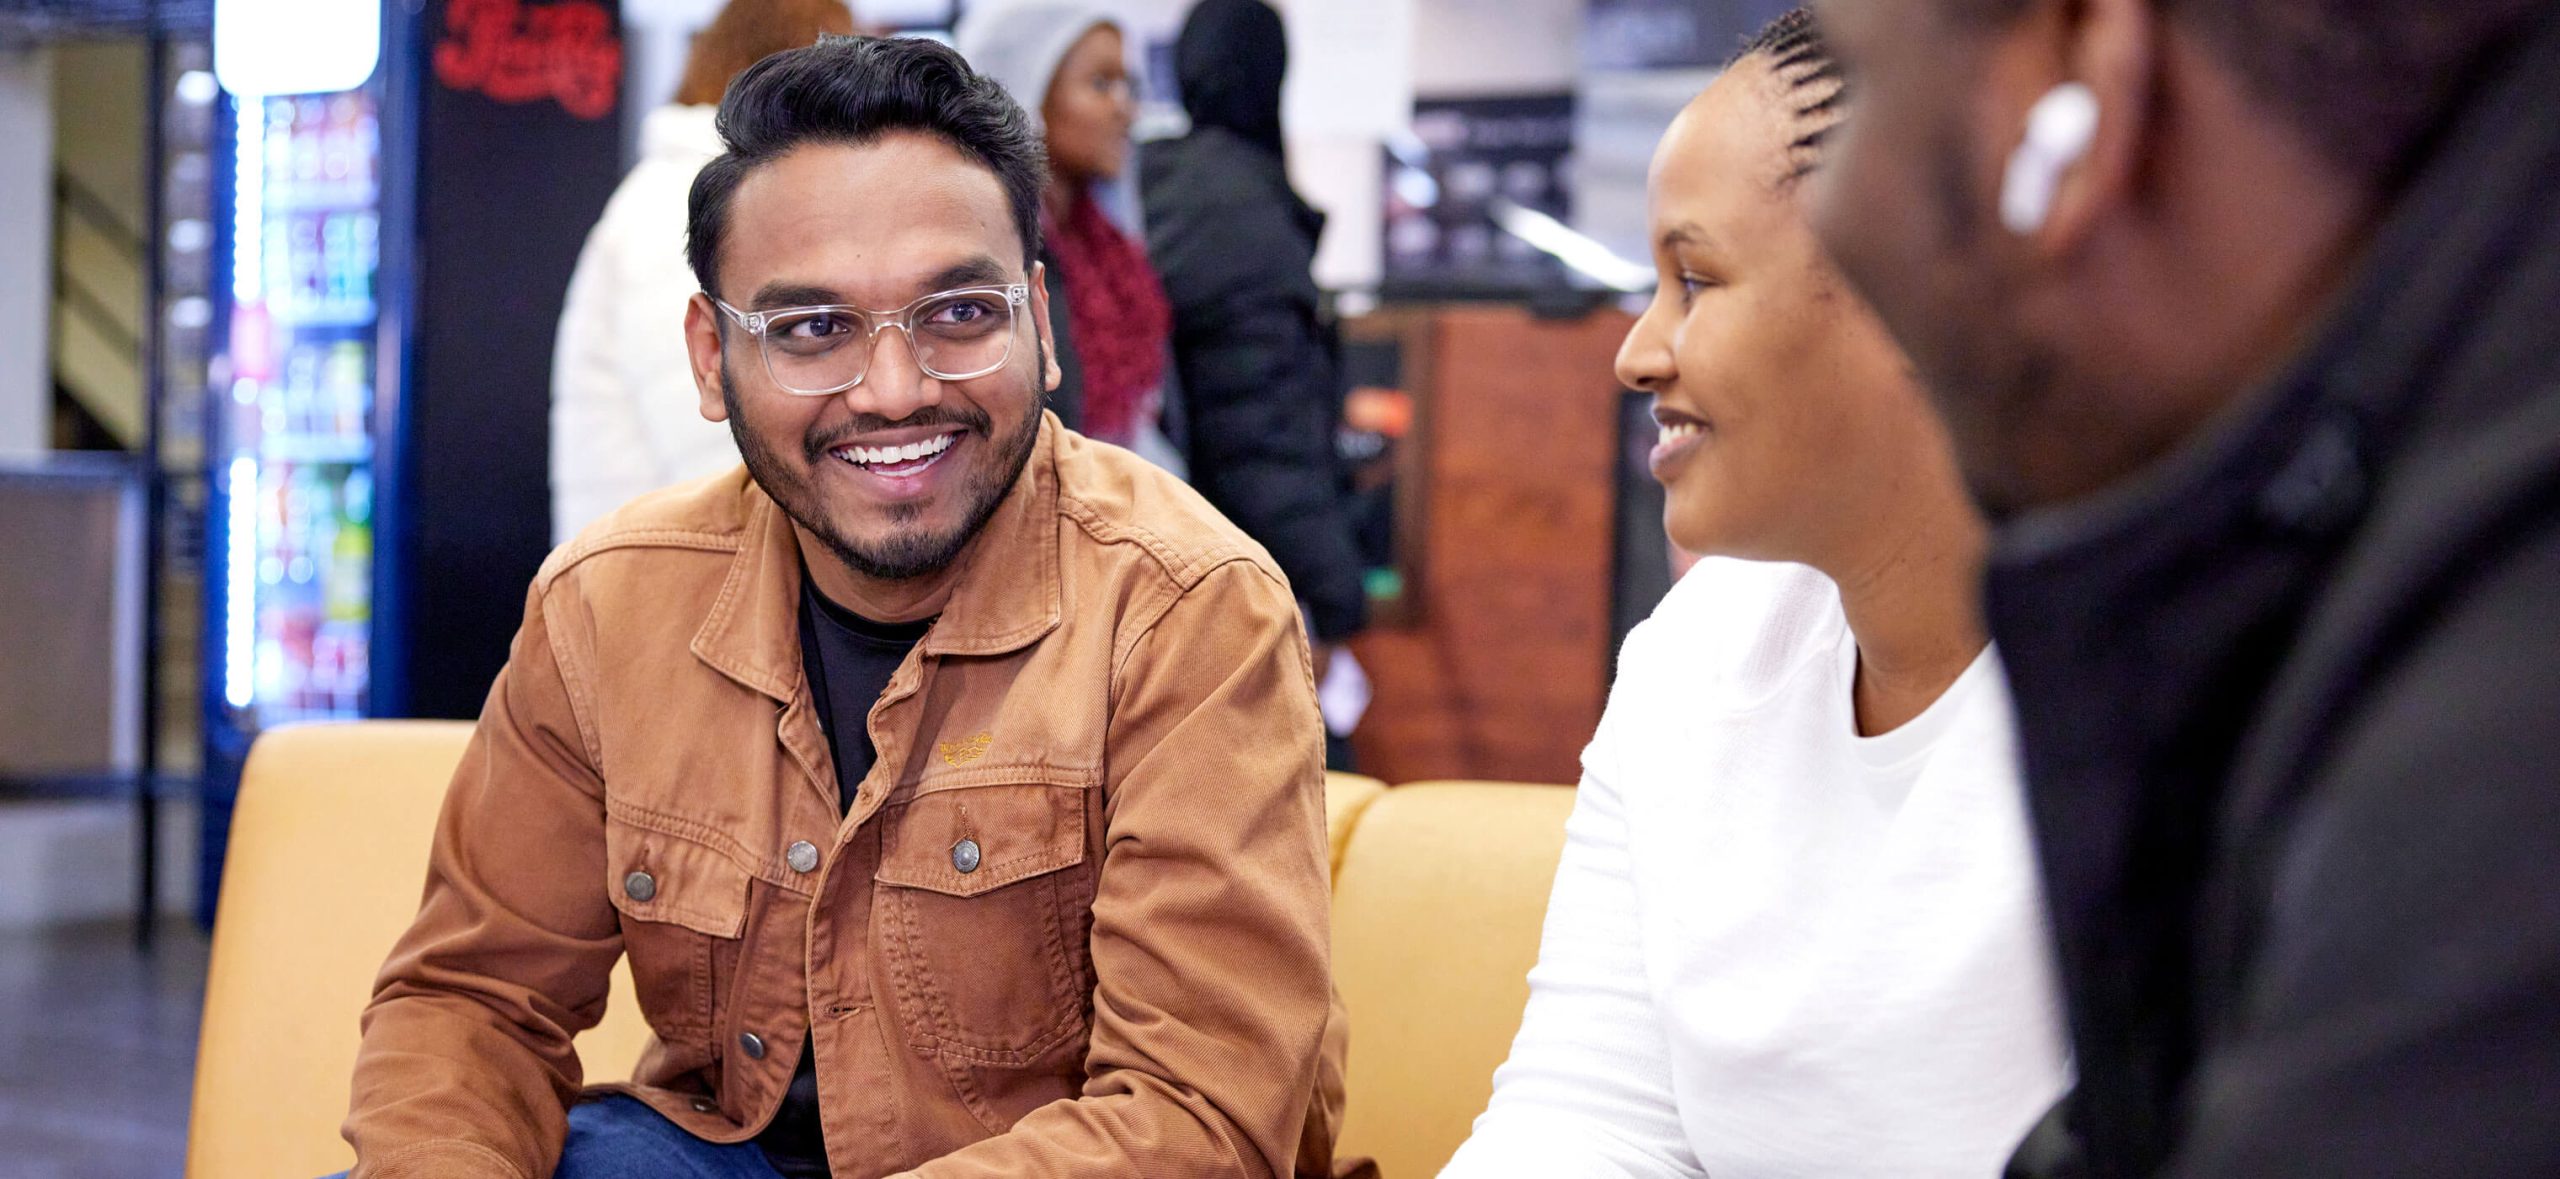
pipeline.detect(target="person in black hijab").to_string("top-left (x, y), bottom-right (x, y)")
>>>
top-left (1141, 0), bottom-right (1368, 659)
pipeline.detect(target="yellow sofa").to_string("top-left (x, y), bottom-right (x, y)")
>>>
top-left (186, 722), bottom-right (1573, 1179)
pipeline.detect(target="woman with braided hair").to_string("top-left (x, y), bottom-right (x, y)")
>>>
top-left (1440, 12), bottom-right (2072, 1176)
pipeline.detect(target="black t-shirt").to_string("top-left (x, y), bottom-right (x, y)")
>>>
top-left (754, 581), bottom-right (932, 1179)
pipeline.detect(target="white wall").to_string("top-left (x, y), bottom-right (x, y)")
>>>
top-left (0, 46), bottom-right (55, 457)
top-left (1408, 0), bottom-right (1579, 96)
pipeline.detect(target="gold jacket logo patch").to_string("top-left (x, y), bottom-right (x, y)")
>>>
top-left (938, 732), bottom-right (993, 766)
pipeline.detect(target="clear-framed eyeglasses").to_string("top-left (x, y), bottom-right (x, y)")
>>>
top-left (711, 283), bottom-right (1029, 396)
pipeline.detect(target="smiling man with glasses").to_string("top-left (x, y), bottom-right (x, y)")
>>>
top-left (334, 35), bottom-right (1346, 1179)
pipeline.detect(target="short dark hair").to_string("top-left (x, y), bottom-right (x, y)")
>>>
top-left (1735, 8), bottom-right (1848, 184)
top-left (1951, 0), bottom-right (2543, 187)
top-left (685, 35), bottom-right (1048, 298)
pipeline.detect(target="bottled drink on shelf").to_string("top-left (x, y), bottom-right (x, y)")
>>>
top-left (322, 94), bottom-right (358, 185)
top-left (290, 215), bottom-right (325, 317)
top-left (281, 344), bottom-right (316, 436)
top-left (312, 469), bottom-right (372, 716)
top-left (325, 341), bottom-right (369, 439)
top-left (322, 215), bottom-right (351, 305)
top-left (349, 212), bottom-right (378, 303)
top-left (263, 98), bottom-right (292, 184)
top-left (292, 97), bottom-right (324, 184)
top-left (356, 99), bottom-right (380, 190)
top-left (256, 371), bottom-right (285, 438)
top-left (327, 470), bottom-right (373, 625)
top-left (261, 216), bottom-right (292, 316)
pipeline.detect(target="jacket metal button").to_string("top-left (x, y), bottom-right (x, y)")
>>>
top-left (622, 871), bottom-right (656, 902)
top-left (739, 1032), bottom-right (765, 1059)
top-left (690, 1097), bottom-right (716, 1113)
top-left (951, 838), bottom-right (982, 874)
top-left (785, 841), bottom-right (820, 873)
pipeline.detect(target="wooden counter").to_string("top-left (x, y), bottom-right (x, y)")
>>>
top-left (1346, 304), bottom-right (1638, 786)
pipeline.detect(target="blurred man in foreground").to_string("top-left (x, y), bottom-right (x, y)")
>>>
top-left (1809, 0), bottom-right (2560, 1173)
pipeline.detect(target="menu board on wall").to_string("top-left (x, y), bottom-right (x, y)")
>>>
top-left (1380, 92), bottom-right (1575, 293)
top-left (1585, 0), bottom-right (1798, 70)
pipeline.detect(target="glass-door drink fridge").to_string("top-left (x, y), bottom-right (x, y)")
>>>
top-left (200, 0), bottom-right (624, 921)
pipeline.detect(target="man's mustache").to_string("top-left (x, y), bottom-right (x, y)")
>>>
top-left (804, 406), bottom-right (992, 462)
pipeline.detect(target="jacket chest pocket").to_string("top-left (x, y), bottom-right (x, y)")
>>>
top-left (872, 778), bottom-right (1095, 1066)
top-left (606, 816), bottom-right (755, 1066)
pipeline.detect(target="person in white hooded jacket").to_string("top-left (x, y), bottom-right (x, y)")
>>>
top-left (548, 0), bottom-right (855, 542)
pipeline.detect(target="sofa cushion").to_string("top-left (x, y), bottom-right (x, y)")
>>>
top-left (185, 721), bottom-right (654, 1179)
top-left (1329, 780), bottom-right (1576, 1179)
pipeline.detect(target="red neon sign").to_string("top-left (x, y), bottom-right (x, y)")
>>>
top-left (433, 0), bottom-right (622, 122)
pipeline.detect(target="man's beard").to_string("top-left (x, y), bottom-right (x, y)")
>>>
top-left (722, 340), bottom-right (1046, 582)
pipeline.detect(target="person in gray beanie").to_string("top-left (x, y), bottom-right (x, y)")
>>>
top-left (956, 3), bottom-right (1179, 469)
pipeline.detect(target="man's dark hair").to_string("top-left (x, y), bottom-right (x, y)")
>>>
top-left (1953, 0), bottom-right (2544, 188)
top-left (1735, 8), bottom-right (1848, 183)
top-left (685, 35), bottom-right (1048, 298)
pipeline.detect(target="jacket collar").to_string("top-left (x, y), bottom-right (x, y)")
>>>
top-left (691, 415), bottom-right (1067, 701)
top-left (922, 413), bottom-right (1066, 657)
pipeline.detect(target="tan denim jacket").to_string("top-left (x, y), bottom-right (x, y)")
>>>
top-left (345, 417), bottom-right (1345, 1178)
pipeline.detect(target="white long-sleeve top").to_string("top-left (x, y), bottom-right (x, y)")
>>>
top-left (549, 104), bottom-right (742, 543)
top-left (1442, 559), bottom-right (2071, 1178)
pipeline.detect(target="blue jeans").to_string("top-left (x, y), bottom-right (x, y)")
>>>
top-left (324, 1095), bottom-right (783, 1179)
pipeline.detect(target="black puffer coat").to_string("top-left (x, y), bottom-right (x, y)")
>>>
top-left (1138, 0), bottom-right (1366, 640)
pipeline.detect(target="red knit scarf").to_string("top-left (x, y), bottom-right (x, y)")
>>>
top-left (1045, 191), bottom-right (1170, 446)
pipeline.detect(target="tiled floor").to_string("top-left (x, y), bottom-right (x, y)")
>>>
top-left (0, 920), bottom-right (209, 1179)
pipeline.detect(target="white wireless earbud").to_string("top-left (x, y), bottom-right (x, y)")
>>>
top-left (1999, 81), bottom-right (2099, 236)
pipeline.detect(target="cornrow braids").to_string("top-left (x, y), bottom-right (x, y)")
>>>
top-left (1734, 8), bottom-right (1848, 183)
